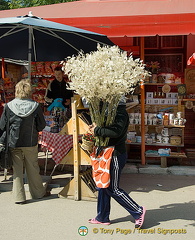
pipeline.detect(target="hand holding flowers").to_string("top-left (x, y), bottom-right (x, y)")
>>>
top-left (88, 123), bottom-right (97, 136)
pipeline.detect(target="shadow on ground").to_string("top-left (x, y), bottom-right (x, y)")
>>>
top-left (111, 201), bottom-right (195, 228)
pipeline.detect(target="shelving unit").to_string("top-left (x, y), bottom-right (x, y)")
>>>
top-left (144, 83), bottom-right (179, 86)
top-left (31, 61), bottom-right (60, 103)
top-left (182, 99), bottom-right (195, 101)
top-left (31, 76), bottom-right (53, 103)
top-left (0, 78), bottom-right (15, 103)
top-left (127, 82), bottom-right (186, 166)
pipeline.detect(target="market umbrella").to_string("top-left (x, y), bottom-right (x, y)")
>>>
top-left (0, 12), bottom-right (114, 78)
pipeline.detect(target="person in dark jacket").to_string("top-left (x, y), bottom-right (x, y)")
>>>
top-left (88, 99), bottom-right (146, 228)
top-left (0, 79), bottom-right (49, 204)
top-left (44, 66), bottom-right (73, 108)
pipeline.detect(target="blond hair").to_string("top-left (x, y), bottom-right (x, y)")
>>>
top-left (15, 79), bottom-right (32, 99)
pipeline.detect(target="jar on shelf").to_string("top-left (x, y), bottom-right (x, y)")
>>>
top-left (176, 112), bottom-right (182, 119)
top-left (146, 137), bottom-right (153, 144)
top-left (150, 133), bottom-right (156, 143)
top-left (163, 113), bottom-right (169, 126)
top-left (152, 74), bottom-right (158, 83)
top-left (162, 136), bottom-right (169, 144)
top-left (156, 134), bottom-right (162, 143)
top-left (173, 118), bottom-right (179, 125)
top-left (169, 113), bottom-right (175, 125)
top-left (178, 118), bottom-right (186, 126)
top-left (158, 92), bottom-right (161, 98)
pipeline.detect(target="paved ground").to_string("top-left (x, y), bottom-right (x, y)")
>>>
top-left (0, 170), bottom-right (195, 240)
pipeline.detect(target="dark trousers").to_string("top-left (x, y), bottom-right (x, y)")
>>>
top-left (96, 152), bottom-right (143, 223)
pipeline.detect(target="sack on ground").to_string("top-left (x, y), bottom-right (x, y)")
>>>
top-left (90, 146), bottom-right (114, 188)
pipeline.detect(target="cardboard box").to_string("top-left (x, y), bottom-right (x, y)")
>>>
top-left (171, 93), bottom-right (178, 99)
top-left (166, 99), bottom-right (173, 104)
top-left (166, 93), bottom-right (172, 98)
top-left (151, 99), bottom-right (160, 104)
top-left (146, 92), bottom-right (153, 99)
top-left (146, 99), bottom-right (152, 104)
top-left (160, 99), bottom-right (166, 104)
top-left (172, 99), bottom-right (178, 105)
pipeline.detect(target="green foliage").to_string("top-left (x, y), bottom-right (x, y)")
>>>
top-left (0, 0), bottom-right (9, 10)
top-left (7, 0), bottom-right (77, 9)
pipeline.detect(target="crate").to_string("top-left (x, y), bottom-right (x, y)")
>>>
top-left (169, 128), bottom-right (182, 136)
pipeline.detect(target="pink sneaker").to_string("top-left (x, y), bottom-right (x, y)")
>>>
top-left (135, 206), bottom-right (146, 228)
top-left (88, 218), bottom-right (111, 225)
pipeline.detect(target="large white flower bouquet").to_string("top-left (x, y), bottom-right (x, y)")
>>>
top-left (63, 44), bottom-right (149, 146)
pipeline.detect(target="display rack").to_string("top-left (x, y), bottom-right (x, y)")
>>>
top-left (0, 77), bottom-right (15, 103)
top-left (31, 61), bottom-right (60, 103)
top-left (127, 83), bottom-right (187, 167)
top-left (58, 97), bottom-right (97, 201)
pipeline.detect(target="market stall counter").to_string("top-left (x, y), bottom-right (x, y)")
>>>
top-left (40, 130), bottom-right (80, 175)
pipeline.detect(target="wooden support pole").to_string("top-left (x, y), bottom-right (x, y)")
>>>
top-left (161, 156), bottom-right (167, 168)
top-left (140, 37), bottom-right (146, 165)
top-left (1, 58), bottom-right (5, 79)
top-left (71, 97), bottom-right (81, 200)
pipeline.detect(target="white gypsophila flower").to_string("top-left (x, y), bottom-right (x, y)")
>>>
top-left (62, 45), bottom-right (149, 146)
top-left (63, 44), bottom-right (149, 103)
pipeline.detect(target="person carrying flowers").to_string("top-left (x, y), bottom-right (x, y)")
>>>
top-left (63, 44), bottom-right (149, 228)
top-left (88, 97), bottom-right (146, 228)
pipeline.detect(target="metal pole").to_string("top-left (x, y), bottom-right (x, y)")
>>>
top-left (28, 26), bottom-right (32, 79)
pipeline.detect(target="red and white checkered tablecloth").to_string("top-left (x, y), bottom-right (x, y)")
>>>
top-left (40, 130), bottom-right (74, 165)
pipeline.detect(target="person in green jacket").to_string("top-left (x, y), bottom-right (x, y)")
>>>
top-left (88, 99), bottom-right (146, 228)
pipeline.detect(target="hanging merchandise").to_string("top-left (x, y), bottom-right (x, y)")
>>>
top-left (44, 62), bottom-right (53, 75)
top-left (162, 84), bottom-right (171, 93)
top-left (177, 84), bottom-right (186, 96)
top-left (185, 101), bottom-right (193, 109)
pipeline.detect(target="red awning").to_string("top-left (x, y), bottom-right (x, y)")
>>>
top-left (0, 0), bottom-right (195, 37)
top-left (51, 13), bottom-right (195, 37)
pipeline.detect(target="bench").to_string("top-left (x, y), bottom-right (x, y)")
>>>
top-left (145, 153), bottom-right (187, 168)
